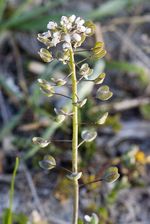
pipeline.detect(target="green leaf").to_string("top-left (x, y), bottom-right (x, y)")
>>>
top-left (0, 0), bottom-right (7, 21)
top-left (8, 157), bottom-right (19, 224)
top-left (0, 1), bottom-right (66, 31)
top-left (88, 0), bottom-right (144, 20)
top-left (140, 104), bottom-right (150, 120)
top-left (106, 60), bottom-right (149, 85)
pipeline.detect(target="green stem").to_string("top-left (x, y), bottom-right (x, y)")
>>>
top-left (8, 157), bottom-right (19, 224)
top-left (69, 48), bottom-right (79, 224)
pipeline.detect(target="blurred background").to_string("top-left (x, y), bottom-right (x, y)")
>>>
top-left (0, 0), bottom-right (150, 223)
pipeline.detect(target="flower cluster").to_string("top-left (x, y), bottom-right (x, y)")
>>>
top-left (37, 15), bottom-right (95, 63)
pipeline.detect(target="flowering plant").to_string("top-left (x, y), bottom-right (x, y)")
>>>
top-left (33, 15), bottom-right (120, 224)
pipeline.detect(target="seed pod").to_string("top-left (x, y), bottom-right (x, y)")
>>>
top-left (37, 33), bottom-right (52, 47)
top-left (55, 114), bottom-right (66, 123)
top-left (81, 130), bottom-right (97, 142)
top-left (73, 98), bottom-right (87, 108)
top-left (96, 112), bottom-right (108, 125)
top-left (84, 213), bottom-right (99, 224)
top-left (92, 42), bottom-right (106, 60)
top-left (39, 155), bottom-right (56, 170)
top-left (51, 78), bottom-right (67, 86)
top-left (94, 73), bottom-right (106, 84)
top-left (80, 63), bottom-right (93, 78)
top-left (102, 167), bottom-right (120, 183)
top-left (38, 48), bottom-right (53, 63)
top-left (32, 137), bottom-right (50, 148)
top-left (67, 172), bottom-right (82, 181)
top-left (96, 85), bottom-right (113, 101)
top-left (38, 79), bottom-right (55, 97)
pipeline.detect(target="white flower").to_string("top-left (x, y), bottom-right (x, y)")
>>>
top-left (51, 31), bottom-right (61, 46)
top-left (85, 28), bottom-right (92, 34)
top-left (72, 33), bottom-right (81, 42)
top-left (47, 21), bottom-right (57, 30)
top-left (77, 25), bottom-right (86, 32)
top-left (69, 15), bottom-right (76, 23)
top-left (75, 17), bottom-right (85, 26)
top-left (41, 31), bottom-right (51, 38)
top-left (64, 34), bottom-right (71, 43)
top-left (60, 16), bottom-right (72, 30)
top-left (84, 215), bottom-right (92, 222)
top-left (60, 16), bottom-right (68, 25)
top-left (62, 42), bottom-right (71, 51)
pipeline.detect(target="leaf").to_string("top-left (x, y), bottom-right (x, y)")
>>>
top-left (0, 1), bottom-right (66, 31)
top-left (87, 0), bottom-right (144, 20)
top-left (140, 104), bottom-right (150, 120)
top-left (7, 157), bottom-right (19, 224)
top-left (81, 130), bottom-right (97, 142)
top-left (39, 155), bottom-right (56, 170)
top-left (106, 60), bottom-right (149, 85)
top-left (0, 0), bottom-right (7, 21)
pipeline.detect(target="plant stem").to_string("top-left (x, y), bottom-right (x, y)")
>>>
top-left (8, 157), bottom-right (19, 224)
top-left (69, 48), bottom-right (79, 224)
